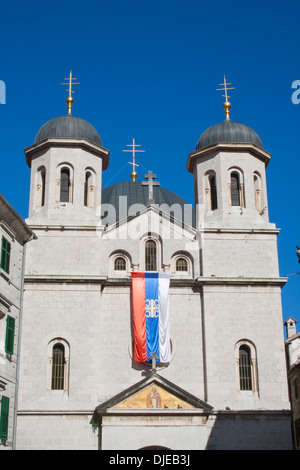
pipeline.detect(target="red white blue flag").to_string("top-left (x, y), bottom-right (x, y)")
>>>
top-left (131, 272), bottom-right (171, 364)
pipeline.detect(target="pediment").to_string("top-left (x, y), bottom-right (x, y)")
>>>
top-left (96, 374), bottom-right (213, 413)
top-left (102, 205), bottom-right (196, 239)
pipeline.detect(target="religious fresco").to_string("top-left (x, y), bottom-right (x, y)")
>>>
top-left (113, 384), bottom-right (194, 410)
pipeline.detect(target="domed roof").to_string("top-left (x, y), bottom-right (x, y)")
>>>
top-left (196, 120), bottom-right (263, 150)
top-left (34, 115), bottom-right (102, 147)
top-left (101, 180), bottom-right (195, 227)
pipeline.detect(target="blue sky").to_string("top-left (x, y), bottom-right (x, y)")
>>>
top-left (0, 0), bottom-right (300, 330)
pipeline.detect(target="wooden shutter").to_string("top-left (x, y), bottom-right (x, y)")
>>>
top-left (1, 236), bottom-right (11, 274)
top-left (5, 316), bottom-right (15, 355)
top-left (0, 396), bottom-right (9, 440)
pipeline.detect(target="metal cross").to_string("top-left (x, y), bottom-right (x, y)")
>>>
top-left (142, 171), bottom-right (160, 205)
top-left (123, 138), bottom-right (145, 181)
top-left (61, 70), bottom-right (80, 115)
top-left (216, 75), bottom-right (235, 120)
top-left (216, 75), bottom-right (235, 102)
top-left (148, 351), bottom-right (160, 373)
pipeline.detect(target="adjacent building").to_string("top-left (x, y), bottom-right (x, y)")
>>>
top-left (285, 317), bottom-right (300, 449)
top-left (0, 194), bottom-right (35, 450)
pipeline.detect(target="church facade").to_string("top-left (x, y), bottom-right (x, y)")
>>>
top-left (15, 82), bottom-right (292, 450)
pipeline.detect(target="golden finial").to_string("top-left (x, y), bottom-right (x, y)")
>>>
top-left (61, 70), bottom-right (80, 115)
top-left (216, 75), bottom-right (235, 120)
top-left (122, 138), bottom-right (145, 181)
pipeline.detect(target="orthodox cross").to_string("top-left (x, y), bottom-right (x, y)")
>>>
top-left (123, 138), bottom-right (145, 181)
top-left (142, 171), bottom-right (160, 205)
top-left (61, 70), bottom-right (80, 116)
top-left (216, 75), bottom-right (235, 120)
top-left (148, 352), bottom-right (160, 373)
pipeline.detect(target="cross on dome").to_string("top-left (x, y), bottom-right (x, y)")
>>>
top-left (216, 75), bottom-right (235, 120)
top-left (61, 70), bottom-right (80, 116)
top-left (122, 138), bottom-right (145, 181)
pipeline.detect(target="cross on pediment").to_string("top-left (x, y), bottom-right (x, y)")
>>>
top-left (148, 351), bottom-right (160, 373)
top-left (142, 171), bottom-right (160, 205)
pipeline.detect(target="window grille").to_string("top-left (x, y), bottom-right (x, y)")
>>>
top-left (176, 258), bottom-right (188, 272)
top-left (51, 343), bottom-right (65, 390)
top-left (60, 168), bottom-right (70, 202)
top-left (114, 257), bottom-right (126, 271)
top-left (145, 240), bottom-right (157, 271)
top-left (239, 345), bottom-right (252, 390)
top-left (231, 172), bottom-right (240, 206)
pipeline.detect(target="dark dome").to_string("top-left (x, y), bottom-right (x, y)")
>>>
top-left (196, 120), bottom-right (263, 150)
top-left (34, 115), bottom-right (102, 147)
top-left (102, 180), bottom-right (194, 227)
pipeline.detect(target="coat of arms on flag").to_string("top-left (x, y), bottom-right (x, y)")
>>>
top-left (131, 272), bottom-right (171, 364)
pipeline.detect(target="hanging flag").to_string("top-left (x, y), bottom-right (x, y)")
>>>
top-left (131, 272), bottom-right (171, 364)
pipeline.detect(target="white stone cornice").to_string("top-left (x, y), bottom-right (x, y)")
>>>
top-left (24, 138), bottom-right (110, 170)
top-left (186, 142), bottom-right (272, 173)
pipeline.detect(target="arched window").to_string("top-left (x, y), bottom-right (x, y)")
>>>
top-left (209, 175), bottom-right (218, 210)
top-left (114, 257), bottom-right (126, 271)
top-left (176, 258), bottom-right (188, 272)
top-left (40, 169), bottom-right (46, 207)
top-left (204, 171), bottom-right (218, 212)
top-left (235, 340), bottom-right (258, 394)
top-left (36, 166), bottom-right (46, 209)
top-left (230, 172), bottom-right (240, 206)
top-left (84, 169), bottom-right (95, 208)
top-left (239, 345), bottom-right (252, 391)
top-left (84, 171), bottom-right (91, 207)
top-left (60, 168), bottom-right (70, 202)
top-left (145, 240), bottom-right (157, 271)
top-left (253, 173), bottom-right (262, 212)
top-left (51, 343), bottom-right (65, 390)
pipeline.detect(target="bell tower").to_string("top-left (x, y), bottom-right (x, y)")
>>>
top-left (187, 77), bottom-right (273, 231)
top-left (184, 78), bottom-right (289, 416)
top-left (25, 71), bottom-right (109, 227)
top-left (186, 78), bottom-right (280, 278)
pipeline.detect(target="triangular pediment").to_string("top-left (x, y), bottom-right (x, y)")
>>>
top-left (113, 383), bottom-right (194, 409)
top-left (96, 374), bottom-right (213, 413)
top-left (102, 205), bottom-right (196, 239)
